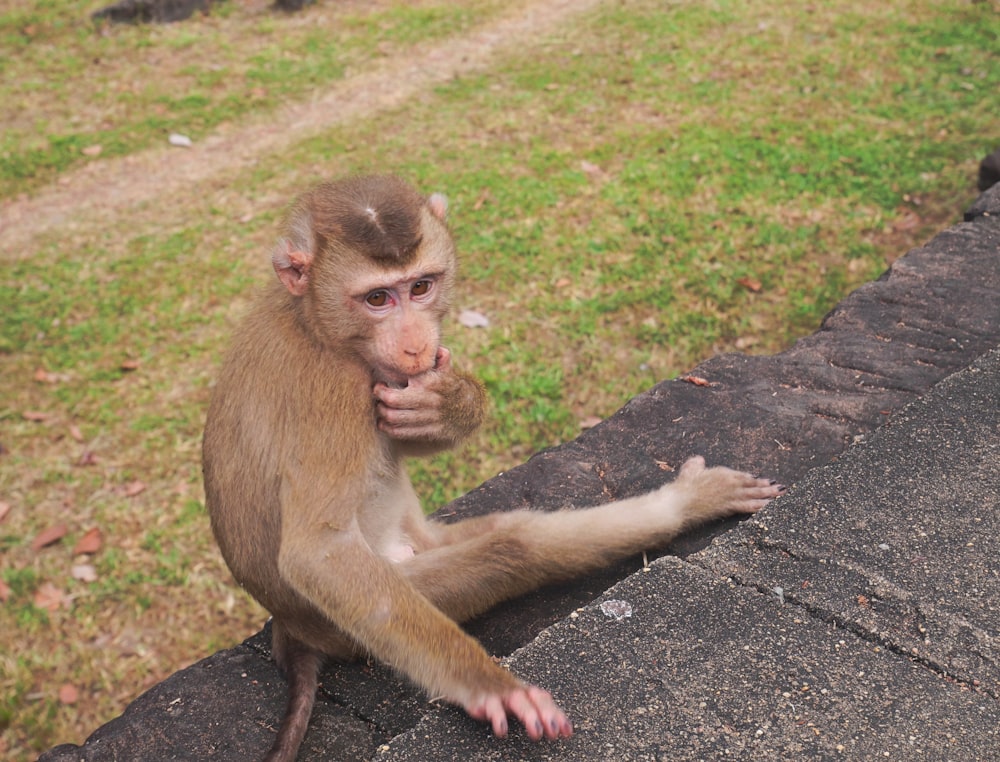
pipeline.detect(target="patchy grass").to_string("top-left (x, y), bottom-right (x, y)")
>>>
top-left (0, 0), bottom-right (506, 198)
top-left (1, 0), bottom-right (997, 758)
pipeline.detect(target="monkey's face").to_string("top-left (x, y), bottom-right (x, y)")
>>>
top-left (348, 263), bottom-right (450, 386)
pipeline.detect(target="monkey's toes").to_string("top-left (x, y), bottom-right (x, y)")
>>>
top-left (733, 476), bottom-right (786, 513)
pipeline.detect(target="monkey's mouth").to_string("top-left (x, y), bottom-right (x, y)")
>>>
top-left (374, 370), bottom-right (410, 389)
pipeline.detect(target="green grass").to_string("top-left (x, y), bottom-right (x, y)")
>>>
top-left (0, 0), bottom-right (997, 758)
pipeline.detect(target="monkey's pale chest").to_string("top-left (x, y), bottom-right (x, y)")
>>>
top-left (357, 447), bottom-right (423, 563)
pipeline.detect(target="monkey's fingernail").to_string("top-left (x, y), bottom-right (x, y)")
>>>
top-left (535, 720), bottom-right (544, 736)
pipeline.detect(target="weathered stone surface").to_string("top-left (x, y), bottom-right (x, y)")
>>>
top-left (377, 349), bottom-right (1000, 761)
top-left (966, 175), bottom-right (1000, 220)
top-left (698, 347), bottom-right (1000, 698)
top-left (42, 199), bottom-right (999, 761)
top-left (39, 642), bottom-right (376, 761)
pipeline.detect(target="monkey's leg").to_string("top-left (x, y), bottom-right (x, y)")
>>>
top-left (406, 457), bottom-right (782, 622)
top-left (264, 620), bottom-right (325, 762)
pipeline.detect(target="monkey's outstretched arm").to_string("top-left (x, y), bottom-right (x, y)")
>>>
top-left (374, 346), bottom-right (486, 450)
top-left (276, 518), bottom-right (571, 741)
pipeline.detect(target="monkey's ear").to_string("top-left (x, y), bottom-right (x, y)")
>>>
top-left (272, 242), bottom-right (313, 297)
top-left (427, 193), bottom-right (448, 221)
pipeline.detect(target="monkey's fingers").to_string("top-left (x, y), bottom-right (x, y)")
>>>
top-left (468, 694), bottom-right (510, 738)
top-left (434, 346), bottom-right (452, 370)
top-left (503, 685), bottom-right (573, 741)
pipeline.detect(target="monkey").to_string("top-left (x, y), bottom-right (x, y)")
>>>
top-left (202, 174), bottom-right (785, 762)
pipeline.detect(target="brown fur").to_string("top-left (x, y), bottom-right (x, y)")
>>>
top-left (202, 175), bottom-right (784, 761)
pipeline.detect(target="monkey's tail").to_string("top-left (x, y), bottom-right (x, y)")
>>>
top-left (264, 641), bottom-right (323, 762)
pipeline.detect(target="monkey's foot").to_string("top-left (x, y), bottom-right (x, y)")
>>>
top-left (677, 455), bottom-right (786, 516)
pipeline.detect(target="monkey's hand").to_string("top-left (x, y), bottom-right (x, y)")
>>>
top-left (374, 347), bottom-right (486, 450)
top-left (465, 684), bottom-right (574, 741)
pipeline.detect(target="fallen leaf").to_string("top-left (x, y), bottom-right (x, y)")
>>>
top-left (0, 501), bottom-right (10, 522)
top-left (68, 424), bottom-right (85, 442)
top-left (892, 211), bottom-right (921, 232)
top-left (82, 145), bottom-right (103, 157)
top-left (554, 278), bottom-right (572, 289)
top-left (0, 578), bottom-right (11, 602)
top-left (77, 451), bottom-right (100, 467)
top-left (23, 411), bottom-right (51, 422)
top-left (72, 564), bottom-right (98, 583)
top-left (579, 415), bottom-right (602, 430)
top-left (74, 527), bottom-right (104, 555)
top-left (123, 480), bottom-right (146, 497)
top-left (679, 374), bottom-right (716, 387)
top-left (34, 582), bottom-right (67, 612)
top-left (457, 309), bottom-right (490, 329)
top-left (31, 523), bottom-right (69, 551)
top-left (58, 684), bottom-right (79, 705)
top-left (120, 359), bottom-right (141, 371)
top-left (33, 368), bottom-right (70, 384)
top-left (736, 276), bottom-right (762, 292)
top-left (472, 189), bottom-right (490, 211)
top-left (655, 460), bottom-right (676, 472)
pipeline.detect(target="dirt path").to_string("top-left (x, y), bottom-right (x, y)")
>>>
top-left (0, 0), bottom-right (603, 259)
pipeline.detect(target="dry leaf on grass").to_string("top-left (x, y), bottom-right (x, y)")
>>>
top-left (0, 501), bottom-right (10, 522)
top-left (74, 527), bottom-right (104, 555)
top-left (34, 582), bottom-right (68, 612)
top-left (458, 309), bottom-right (490, 328)
top-left (31, 523), bottom-right (69, 551)
top-left (0, 579), bottom-right (11, 603)
top-left (72, 564), bottom-right (99, 583)
top-left (78, 451), bottom-right (100, 467)
top-left (123, 481), bottom-right (146, 497)
top-left (58, 683), bottom-right (80, 705)
top-left (22, 410), bottom-right (51, 422)
top-left (736, 276), bottom-right (763, 292)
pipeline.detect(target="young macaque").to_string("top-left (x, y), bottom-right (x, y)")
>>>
top-left (202, 175), bottom-right (784, 762)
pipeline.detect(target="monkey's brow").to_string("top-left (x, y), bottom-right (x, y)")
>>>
top-left (351, 271), bottom-right (444, 299)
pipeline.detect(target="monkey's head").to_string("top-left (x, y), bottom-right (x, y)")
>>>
top-left (271, 175), bottom-right (457, 384)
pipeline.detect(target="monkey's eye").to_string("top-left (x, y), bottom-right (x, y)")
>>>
top-left (411, 280), bottom-right (432, 297)
top-left (365, 290), bottom-right (390, 307)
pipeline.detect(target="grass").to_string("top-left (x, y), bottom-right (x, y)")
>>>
top-left (1, 0), bottom-right (997, 758)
